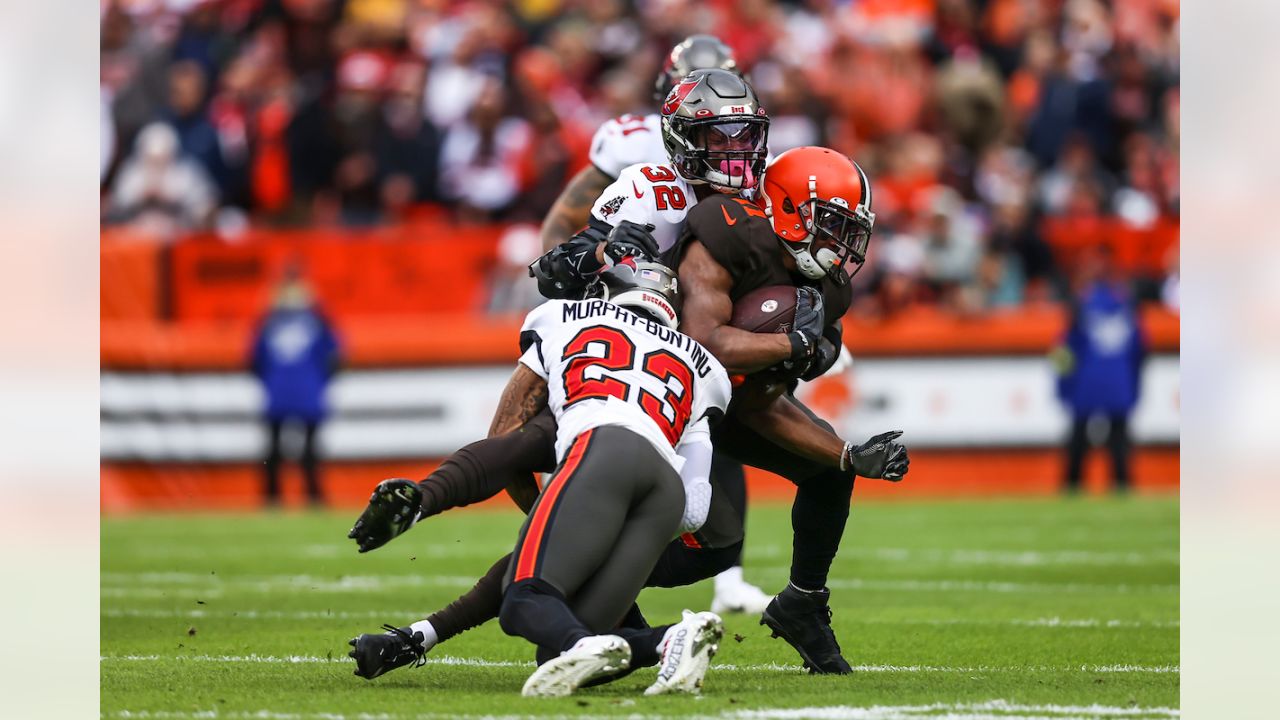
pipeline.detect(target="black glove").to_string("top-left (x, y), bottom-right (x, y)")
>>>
top-left (602, 221), bottom-right (659, 265)
top-left (800, 336), bottom-right (840, 381)
top-left (347, 478), bottom-right (424, 553)
top-left (783, 286), bottom-right (826, 377)
top-left (841, 430), bottom-right (910, 481)
top-left (529, 234), bottom-right (603, 298)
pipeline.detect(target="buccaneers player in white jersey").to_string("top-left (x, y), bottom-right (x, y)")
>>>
top-left (537, 34), bottom-right (739, 251)
top-left (499, 262), bottom-right (731, 696)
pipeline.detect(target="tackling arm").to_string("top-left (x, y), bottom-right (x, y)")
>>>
top-left (487, 364), bottom-right (549, 512)
top-left (678, 241), bottom-right (794, 374)
top-left (488, 364), bottom-right (550, 437)
top-left (539, 165), bottom-right (614, 252)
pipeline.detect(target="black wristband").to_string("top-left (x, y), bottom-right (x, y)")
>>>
top-left (788, 331), bottom-right (813, 362)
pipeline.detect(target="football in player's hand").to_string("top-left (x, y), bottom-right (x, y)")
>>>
top-left (730, 285), bottom-right (798, 334)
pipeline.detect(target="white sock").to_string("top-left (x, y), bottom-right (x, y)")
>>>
top-left (714, 565), bottom-right (745, 590)
top-left (409, 619), bottom-right (439, 650)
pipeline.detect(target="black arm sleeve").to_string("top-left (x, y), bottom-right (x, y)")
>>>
top-left (417, 415), bottom-right (557, 517)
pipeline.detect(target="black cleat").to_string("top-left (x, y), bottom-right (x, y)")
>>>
top-left (760, 585), bottom-right (852, 675)
top-left (348, 624), bottom-right (428, 680)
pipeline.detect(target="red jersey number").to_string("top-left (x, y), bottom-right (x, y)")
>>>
top-left (561, 326), bottom-right (635, 406)
top-left (639, 166), bottom-right (688, 211)
top-left (638, 350), bottom-right (695, 445)
top-left (560, 326), bottom-right (696, 446)
top-left (616, 114), bottom-right (649, 137)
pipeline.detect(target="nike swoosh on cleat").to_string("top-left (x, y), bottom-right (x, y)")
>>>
top-left (721, 205), bottom-right (737, 226)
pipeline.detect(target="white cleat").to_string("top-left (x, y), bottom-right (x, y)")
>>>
top-left (644, 610), bottom-right (724, 695)
top-left (711, 569), bottom-right (773, 615)
top-left (521, 635), bottom-right (631, 698)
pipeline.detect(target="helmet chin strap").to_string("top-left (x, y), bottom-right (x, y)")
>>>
top-left (781, 241), bottom-right (828, 280)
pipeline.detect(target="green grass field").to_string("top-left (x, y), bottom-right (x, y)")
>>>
top-left (102, 496), bottom-right (1178, 719)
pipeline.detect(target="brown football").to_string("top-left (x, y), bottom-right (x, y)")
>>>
top-left (730, 285), bottom-right (798, 334)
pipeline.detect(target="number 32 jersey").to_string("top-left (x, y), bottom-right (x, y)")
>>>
top-left (590, 162), bottom-right (699, 256)
top-left (518, 298), bottom-right (731, 474)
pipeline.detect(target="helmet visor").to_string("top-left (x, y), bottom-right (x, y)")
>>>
top-left (684, 116), bottom-right (769, 190)
top-left (802, 200), bottom-right (873, 282)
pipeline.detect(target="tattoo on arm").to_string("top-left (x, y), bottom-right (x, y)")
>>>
top-left (488, 365), bottom-right (550, 438)
top-left (540, 166), bottom-right (613, 252)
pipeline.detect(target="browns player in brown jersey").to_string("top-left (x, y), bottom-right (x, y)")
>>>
top-left (668, 146), bottom-right (907, 673)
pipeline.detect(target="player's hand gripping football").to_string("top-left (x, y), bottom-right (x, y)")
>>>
top-left (347, 478), bottom-right (424, 553)
top-left (783, 286), bottom-right (830, 378)
top-left (842, 430), bottom-right (910, 481)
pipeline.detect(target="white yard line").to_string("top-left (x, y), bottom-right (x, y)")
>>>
top-left (100, 607), bottom-right (1178, 629)
top-left (102, 699), bottom-right (1181, 720)
top-left (99, 654), bottom-right (1179, 674)
top-left (99, 572), bottom-right (1177, 596)
top-left (747, 545), bottom-right (1179, 567)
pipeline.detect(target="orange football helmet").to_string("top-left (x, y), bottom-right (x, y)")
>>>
top-left (758, 147), bottom-right (876, 285)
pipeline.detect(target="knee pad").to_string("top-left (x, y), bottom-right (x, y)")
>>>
top-left (498, 578), bottom-right (563, 637)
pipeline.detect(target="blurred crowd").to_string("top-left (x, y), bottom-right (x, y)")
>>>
top-left (100, 0), bottom-right (1179, 314)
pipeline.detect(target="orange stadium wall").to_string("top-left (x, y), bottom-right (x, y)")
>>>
top-left (101, 225), bottom-right (1180, 512)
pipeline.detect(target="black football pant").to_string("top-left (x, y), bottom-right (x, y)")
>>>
top-left (497, 426), bottom-right (684, 663)
top-left (263, 419), bottom-right (322, 505)
top-left (1064, 413), bottom-right (1132, 493)
top-left (709, 394), bottom-right (855, 591)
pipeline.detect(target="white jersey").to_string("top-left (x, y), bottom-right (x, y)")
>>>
top-left (588, 113), bottom-right (667, 180)
top-left (518, 298), bottom-right (731, 474)
top-left (590, 162), bottom-right (701, 255)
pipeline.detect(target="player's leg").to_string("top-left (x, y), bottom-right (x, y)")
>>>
top-left (1064, 414), bottom-right (1089, 493)
top-left (263, 419), bottom-right (283, 506)
top-left (711, 397), bottom-right (856, 674)
top-left (707, 453), bottom-right (771, 614)
top-left (567, 456), bottom-right (725, 694)
top-left (1106, 413), bottom-right (1132, 493)
top-left (499, 428), bottom-right (631, 649)
top-left (301, 421), bottom-right (322, 505)
top-left (348, 413), bottom-right (559, 680)
top-left (348, 553), bottom-right (509, 680)
top-left (500, 427), bottom-right (661, 696)
top-left (644, 461), bottom-right (745, 588)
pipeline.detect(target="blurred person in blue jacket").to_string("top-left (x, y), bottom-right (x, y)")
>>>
top-left (250, 271), bottom-right (342, 506)
top-left (1052, 247), bottom-right (1146, 494)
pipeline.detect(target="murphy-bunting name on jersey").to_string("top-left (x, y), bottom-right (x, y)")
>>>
top-left (560, 299), bottom-right (716, 379)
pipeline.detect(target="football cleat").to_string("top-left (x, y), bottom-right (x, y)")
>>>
top-left (711, 570), bottom-right (772, 615)
top-left (522, 635), bottom-right (631, 697)
top-left (760, 585), bottom-right (853, 675)
top-left (348, 624), bottom-right (429, 680)
top-left (644, 610), bottom-right (724, 695)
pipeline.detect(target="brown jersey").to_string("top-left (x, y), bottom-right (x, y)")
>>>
top-left (670, 193), bottom-right (852, 328)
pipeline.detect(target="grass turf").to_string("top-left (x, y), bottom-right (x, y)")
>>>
top-left (102, 495), bottom-right (1178, 719)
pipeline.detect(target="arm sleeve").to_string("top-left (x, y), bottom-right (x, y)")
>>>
top-left (674, 418), bottom-right (714, 534)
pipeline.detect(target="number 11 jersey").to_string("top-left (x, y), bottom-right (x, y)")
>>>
top-left (518, 298), bottom-right (731, 473)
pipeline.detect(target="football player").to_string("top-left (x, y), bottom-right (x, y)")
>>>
top-left (538, 40), bottom-right (772, 613)
top-left (497, 261), bottom-right (731, 696)
top-left (668, 146), bottom-right (896, 674)
top-left (541, 145), bottom-right (909, 674)
top-left (537, 34), bottom-right (739, 251)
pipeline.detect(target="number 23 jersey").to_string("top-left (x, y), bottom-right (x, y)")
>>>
top-left (518, 298), bottom-right (731, 473)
